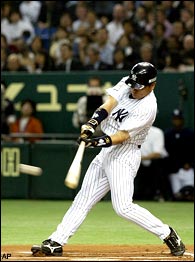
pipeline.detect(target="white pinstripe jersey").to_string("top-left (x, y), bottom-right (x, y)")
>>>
top-left (100, 76), bottom-right (157, 158)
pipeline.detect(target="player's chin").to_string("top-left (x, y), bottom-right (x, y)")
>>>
top-left (131, 93), bottom-right (140, 99)
top-left (132, 93), bottom-right (145, 99)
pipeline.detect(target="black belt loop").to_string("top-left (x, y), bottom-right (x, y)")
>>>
top-left (138, 145), bottom-right (141, 149)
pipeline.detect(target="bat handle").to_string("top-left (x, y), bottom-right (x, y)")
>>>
top-left (75, 140), bottom-right (85, 160)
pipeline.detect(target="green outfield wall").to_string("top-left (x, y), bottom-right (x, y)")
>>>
top-left (1, 141), bottom-right (101, 199)
top-left (1, 71), bottom-right (194, 133)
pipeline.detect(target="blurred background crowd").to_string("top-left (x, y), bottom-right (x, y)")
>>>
top-left (1, 0), bottom-right (194, 73)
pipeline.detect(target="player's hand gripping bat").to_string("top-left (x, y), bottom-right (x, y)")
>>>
top-left (64, 141), bottom-right (85, 189)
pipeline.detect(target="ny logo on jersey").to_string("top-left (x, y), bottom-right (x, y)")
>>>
top-left (112, 109), bottom-right (128, 122)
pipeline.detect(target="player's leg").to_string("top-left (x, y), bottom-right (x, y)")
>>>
top-left (32, 154), bottom-right (110, 256)
top-left (106, 153), bottom-right (185, 256)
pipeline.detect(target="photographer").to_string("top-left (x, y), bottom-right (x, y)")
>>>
top-left (72, 76), bottom-right (107, 136)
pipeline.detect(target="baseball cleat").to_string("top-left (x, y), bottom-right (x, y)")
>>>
top-left (31, 245), bottom-right (46, 257)
top-left (31, 239), bottom-right (63, 256)
top-left (164, 227), bottom-right (185, 256)
top-left (41, 239), bottom-right (63, 256)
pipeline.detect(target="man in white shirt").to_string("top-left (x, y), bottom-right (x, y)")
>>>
top-left (106, 4), bottom-right (125, 45)
top-left (135, 125), bottom-right (168, 201)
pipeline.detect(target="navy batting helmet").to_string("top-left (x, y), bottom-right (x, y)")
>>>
top-left (125, 62), bottom-right (157, 89)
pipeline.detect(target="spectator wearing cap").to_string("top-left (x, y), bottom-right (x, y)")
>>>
top-left (164, 109), bottom-right (194, 201)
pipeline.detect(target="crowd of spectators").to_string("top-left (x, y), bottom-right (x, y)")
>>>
top-left (1, 1), bottom-right (194, 73)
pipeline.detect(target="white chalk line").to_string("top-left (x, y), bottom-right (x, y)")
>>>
top-left (17, 250), bottom-right (194, 257)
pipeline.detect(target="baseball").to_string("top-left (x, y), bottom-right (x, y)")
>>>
top-left (19, 164), bottom-right (42, 176)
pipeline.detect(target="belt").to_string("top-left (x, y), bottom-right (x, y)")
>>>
top-left (138, 145), bottom-right (141, 149)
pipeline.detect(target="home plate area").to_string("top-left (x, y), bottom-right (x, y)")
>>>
top-left (1, 244), bottom-right (194, 261)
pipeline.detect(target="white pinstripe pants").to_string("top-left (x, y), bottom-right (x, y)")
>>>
top-left (49, 148), bottom-right (170, 245)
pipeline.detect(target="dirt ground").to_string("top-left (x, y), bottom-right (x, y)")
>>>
top-left (1, 244), bottom-right (194, 261)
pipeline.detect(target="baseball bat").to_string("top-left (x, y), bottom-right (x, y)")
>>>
top-left (64, 141), bottom-right (85, 189)
top-left (19, 164), bottom-right (42, 176)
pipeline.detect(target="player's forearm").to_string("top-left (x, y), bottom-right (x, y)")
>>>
top-left (141, 152), bottom-right (161, 160)
top-left (110, 130), bottom-right (130, 145)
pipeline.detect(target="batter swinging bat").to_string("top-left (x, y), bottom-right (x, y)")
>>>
top-left (19, 164), bottom-right (42, 176)
top-left (64, 141), bottom-right (85, 189)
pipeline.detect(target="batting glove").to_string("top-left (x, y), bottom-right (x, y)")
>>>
top-left (83, 135), bottom-right (112, 148)
top-left (80, 118), bottom-right (98, 139)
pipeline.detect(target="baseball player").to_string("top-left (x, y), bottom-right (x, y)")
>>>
top-left (31, 62), bottom-right (185, 257)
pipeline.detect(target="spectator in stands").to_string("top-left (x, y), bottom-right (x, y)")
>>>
top-left (34, 51), bottom-right (52, 73)
top-left (10, 99), bottom-right (44, 143)
top-left (134, 125), bottom-right (168, 201)
top-left (72, 2), bottom-right (89, 34)
top-left (122, 1), bottom-right (135, 20)
top-left (159, 1), bottom-right (180, 23)
top-left (18, 42), bottom-right (35, 73)
top-left (72, 76), bottom-right (107, 136)
top-left (133, 5), bottom-right (148, 36)
top-left (92, 27), bottom-right (114, 66)
top-left (180, 7), bottom-right (194, 34)
top-left (19, 1), bottom-right (42, 26)
top-left (106, 4), bottom-right (125, 46)
top-left (116, 33), bottom-right (139, 68)
top-left (122, 18), bottom-right (141, 52)
top-left (169, 164), bottom-right (194, 201)
top-left (4, 53), bottom-right (28, 72)
top-left (164, 109), bottom-right (194, 201)
top-left (171, 21), bottom-right (186, 49)
top-left (84, 45), bottom-right (113, 70)
top-left (1, 81), bottom-right (16, 140)
top-left (58, 12), bottom-right (73, 34)
top-left (138, 43), bottom-right (155, 65)
top-left (1, 8), bottom-right (35, 46)
top-left (73, 34), bottom-right (90, 65)
top-left (179, 34), bottom-right (194, 72)
top-left (33, 1), bottom-right (58, 51)
top-left (163, 52), bottom-right (183, 72)
top-left (55, 42), bottom-right (84, 71)
top-left (1, 2), bottom-right (18, 28)
top-left (37, 1), bottom-right (66, 28)
top-left (1, 47), bottom-right (8, 71)
top-left (30, 36), bottom-right (46, 54)
top-left (86, 9), bottom-right (102, 33)
top-left (112, 47), bottom-right (129, 70)
top-left (49, 28), bottom-right (70, 66)
top-left (1, 34), bottom-right (9, 52)
top-left (156, 7), bottom-right (173, 38)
